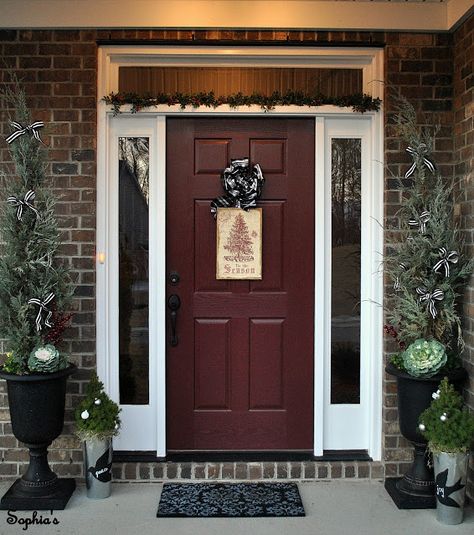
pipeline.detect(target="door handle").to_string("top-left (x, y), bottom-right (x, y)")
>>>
top-left (167, 294), bottom-right (181, 347)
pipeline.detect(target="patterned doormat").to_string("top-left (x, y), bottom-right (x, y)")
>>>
top-left (157, 482), bottom-right (305, 518)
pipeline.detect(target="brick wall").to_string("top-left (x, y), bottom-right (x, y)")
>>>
top-left (0, 24), bottom-right (471, 483)
top-left (453, 14), bottom-right (474, 499)
top-left (0, 29), bottom-right (98, 479)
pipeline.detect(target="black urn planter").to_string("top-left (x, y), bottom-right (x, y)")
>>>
top-left (384, 362), bottom-right (467, 509)
top-left (0, 364), bottom-right (76, 510)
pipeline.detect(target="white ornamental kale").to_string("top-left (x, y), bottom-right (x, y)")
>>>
top-left (402, 338), bottom-right (447, 378)
top-left (27, 344), bottom-right (67, 373)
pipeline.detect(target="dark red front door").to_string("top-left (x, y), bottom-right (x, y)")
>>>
top-left (167, 118), bottom-right (314, 451)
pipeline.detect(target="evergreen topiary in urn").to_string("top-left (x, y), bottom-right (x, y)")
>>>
top-left (383, 95), bottom-right (472, 509)
top-left (0, 81), bottom-right (76, 510)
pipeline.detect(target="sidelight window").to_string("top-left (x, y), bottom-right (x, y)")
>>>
top-left (118, 137), bottom-right (150, 405)
top-left (330, 138), bottom-right (361, 405)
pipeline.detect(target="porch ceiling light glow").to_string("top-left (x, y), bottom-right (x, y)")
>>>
top-left (0, 0), bottom-right (471, 32)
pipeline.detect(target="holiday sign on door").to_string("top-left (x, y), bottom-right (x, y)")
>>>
top-left (216, 208), bottom-right (262, 280)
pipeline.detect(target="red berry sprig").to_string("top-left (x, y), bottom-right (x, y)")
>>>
top-left (384, 324), bottom-right (406, 350)
top-left (44, 307), bottom-right (73, 346)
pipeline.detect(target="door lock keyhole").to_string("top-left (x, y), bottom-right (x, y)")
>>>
top-left (169, 271), bottom-right (180, 285)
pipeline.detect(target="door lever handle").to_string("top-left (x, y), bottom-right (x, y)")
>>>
top-left (167, 294), bottom-right (181, 347)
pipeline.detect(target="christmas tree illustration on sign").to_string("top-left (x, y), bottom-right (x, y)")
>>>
top-left (216, 208), bottom-right (262, 280)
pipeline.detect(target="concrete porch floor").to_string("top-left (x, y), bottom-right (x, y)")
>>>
top-left (0, 480), bottom-right (473, 535)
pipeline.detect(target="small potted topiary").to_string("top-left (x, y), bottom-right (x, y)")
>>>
top-left (75, 372), bottom-right (121, 499)
top-left (418, 378), bottom-right (474, 524)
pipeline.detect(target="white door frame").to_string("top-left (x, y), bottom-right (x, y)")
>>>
top-left (97, 45), bottom-right (384, 459)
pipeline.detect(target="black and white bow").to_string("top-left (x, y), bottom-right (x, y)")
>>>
top-left (433, 247), bottom-right (459, 278)
top-left (409, 211), bottom-right (430, 234)
top-left (28, 292), bottom-right (55, 332)
top-left (405, 144), bottom-right (436, 179)
top-left (6, 121), bottom-right (44, 145)
top-left (416, 287), bottom-right (444, 319)
top-left (210, 158), bottom-right (264, 218)
top-left (7, 190), bottom-right (39, 221)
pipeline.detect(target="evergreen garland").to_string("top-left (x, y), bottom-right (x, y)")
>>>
top-left (386, 95), bottom-right (473, 368)
top-left (0, 82), bottom-right (74, 374)
top-left (103, 90), bottom-right (381, 115)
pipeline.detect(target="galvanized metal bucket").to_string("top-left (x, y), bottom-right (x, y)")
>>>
top-left (84, 437), bottom-right (113, 499)
top-left (433, 451), bottom-right (469, 525)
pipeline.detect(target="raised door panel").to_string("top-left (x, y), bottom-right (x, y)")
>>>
top-left (249, 319), bottom-right (285, 410)
top-left (194, 319), bottom-right (231, 410)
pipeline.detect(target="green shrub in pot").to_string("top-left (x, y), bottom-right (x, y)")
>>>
top-left (418, 378), bottom-right (474, 524)
top-left (419, 377), bottom-right (474, 454)
top-left (75, 372), bottom-right (121, 441)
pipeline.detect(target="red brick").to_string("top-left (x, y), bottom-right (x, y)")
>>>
top-left (53, 109), bottom-right (79, 122)
top-left (71, 43), bottom-right (97, 56)
top-left (53, 57), bottom-right (81, 69)
top-left (39, 43), bottom-right (72, 55)
top-left (19, 56), bottom-right (51, 69)
top-left (53, 30), bottom-right (81, 41)
top-left (399, 33), bottom-right (434, 46)
top-left (18, 30), bottom-right (51, 41)
top-left (4, 43), bottom-right (38, 55)
top-left (38, 69), bottom-right (71, 82)
top-left (53, 83), bottom-right (80, 96)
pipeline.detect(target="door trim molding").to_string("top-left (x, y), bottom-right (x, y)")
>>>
top-left (97, 45), bottom-right (384, 460)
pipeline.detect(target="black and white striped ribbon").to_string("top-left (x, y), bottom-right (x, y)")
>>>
top-left (28, 292), bottom-right (55, 332)
top-left (433, 247), bottom-right (458, 277)
top-left (416, 286), bottom-right (444, 319)
top-left (409, 210), bottom-right (430, 234)
top-left (6, 121), bottom-right (44, 145)
top-left (7, 190), bottom-right (39, 221)
top-left (405, 144), bottom-right (436, 179)
top-left (210, 158), bottom-right (265, 218)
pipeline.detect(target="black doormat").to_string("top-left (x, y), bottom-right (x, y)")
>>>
top-left (157, 482), bottom-right (305, 518)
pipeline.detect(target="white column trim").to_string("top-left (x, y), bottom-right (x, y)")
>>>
top-left (313, 116), bottom-right (326, 457)
top-left (154, 116), bottom-right (167, 457)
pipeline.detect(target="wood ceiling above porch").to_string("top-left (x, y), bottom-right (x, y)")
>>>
top-left (119, 66), bottom-right (362, 97)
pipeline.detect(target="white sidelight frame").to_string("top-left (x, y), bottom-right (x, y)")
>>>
top-left (319, 118), bottom-right (379, 451)
top-left (97, 45), bottom-right (384, 459)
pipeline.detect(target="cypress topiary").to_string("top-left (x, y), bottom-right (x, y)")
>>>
top-left (0, 80), bottom-right (74, 374)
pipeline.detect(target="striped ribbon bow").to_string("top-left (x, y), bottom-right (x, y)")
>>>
top-left (409, 211), bottom-right (430, 234)
top-left (7, 190), bottom-right (40, 221)
top-left (433, 247), bottom-right (458, 277)
top-left (405, 143), bottom-right (436, 179)
top-left (6, 121), bottom-right (44, 144)
top-left (28, 293), bottom-right (55, 332)
top-left (210, 158), bottom-right (265, 218)
top-left (416, 287), bottom-right (444, 319)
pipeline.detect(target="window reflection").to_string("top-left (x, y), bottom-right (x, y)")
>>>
top-left (331, 138), bottom-right (361, 404)
top-left (119, 137), bottom-right (149, 405)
